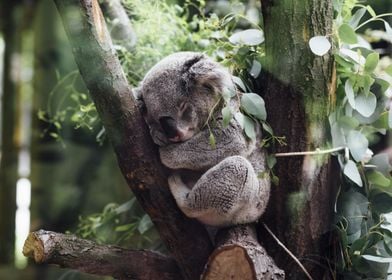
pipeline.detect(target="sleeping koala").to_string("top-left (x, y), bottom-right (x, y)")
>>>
top-left (135, 52), bottom-right (270, 227)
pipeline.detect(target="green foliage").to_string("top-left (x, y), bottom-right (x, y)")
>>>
top-left (311, 1), bottom-right (392, 278)
top-left (74, 198), bottom-right (161, 250)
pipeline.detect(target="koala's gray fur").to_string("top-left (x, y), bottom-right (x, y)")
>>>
top-left (135, 52), bottom-right (270, 227)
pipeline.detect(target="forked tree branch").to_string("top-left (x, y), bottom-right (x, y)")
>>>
top-left (23, 230), bottom-right (181, 280)
top-left (51, 0), bottom-right (213, 279)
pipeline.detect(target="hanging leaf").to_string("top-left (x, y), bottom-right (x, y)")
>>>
top-left (243, 115), bottom-right (256, 140)
top-left (309, 36), bottom-right (331, 56)
top-left (234, 112), bottom-right (245, 129)
top-left (241, 93), bottom-right (267, 121)
top-left (229, 29), bottom-right (264, 46)
top-left (340, 48), bottom-right (365, 65)
top-left (362, 255), bottom-right (392, 263)
top-left (339, 24), bottom-right (358, 44)
top-left (249, 60), bottom-right (262, 78)
top-left (138, 214), bottom-right (153, 234)
top-left (349, 8), bottom-right (366, 28)
top-left (344, 160), bottom-right (363, 187)
top-left (222, 106), bottom-right (233, 127)
top-left (355, 92), bottom-right (377, 117)
top-left (344, 79), bottom-right (356, 109)
top-left (364, 52), bottom-right (379, 73)
top-left (209, 132), bottom-right (216, 149)
top-left (370, 153), bottom-right (392, 176)
top-left (347, 130), bottom-right (368, 162)
top-left (367, 171), bottom-right (391, 187)
top-left (385, 21), bottom-right (392, 37)
top-left (233, 76), bottom-right (247, 92)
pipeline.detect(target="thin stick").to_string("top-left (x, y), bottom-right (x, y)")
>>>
top-left (262, 223), bottom-right (315, 280)
top-left (275, 146), bottom-right (346, 158)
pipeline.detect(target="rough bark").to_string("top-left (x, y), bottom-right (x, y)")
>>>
top-left (260, 0), bottom-right (336, 279)
top-left (23, 230), bottom-right (181, 280)
top-left (202, 225), bottom-right (285, 280)
top-left (100, 0), bottom-right (137, 50)
top-left (52, 0), bottom-right (213, 279)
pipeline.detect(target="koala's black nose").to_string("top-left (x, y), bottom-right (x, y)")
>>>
top-left (159, 117), bottom-right (178, 138)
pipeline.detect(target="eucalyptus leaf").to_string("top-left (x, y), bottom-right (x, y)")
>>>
top-left (344, 160), bottom-right (363, 186)
top-left (222, 106), bottom-right (233, 127)
top-left (340, 48), bottom-right (365, 65)
top-left (234, 112), bottom-right (245, 129)
top-left (345, 79), bottom-right (356, 109)
top-left (389, 106), bottom-right (392, 128)
top-left (309, 36), bottom-right (331, 56)
top-left (367, 171), bottom-right (391, 187)
top-left (233, 76), bottom-right (247, 92)
top-left (385, 21), bottom-right (392, 37)
top-left (241, 93), bottom-right (267, 121)
top-left (338, 189), bottom-right (367, 233)
top-left (370, 153), bottom-right (392, 176)
top-left (229, 29), bottom-right (264, 46)
top-left (364, 52), bottom-right (379, 73)
top-left (385, 65), bottom-right (392, 76)
top-left (209, 132), bottom-right (216, 149)
top-left (362, 255), bottom-right (392, 263)
top-left (339, 24), bottom-right (358, 44)
top-left (243, 115), bottom-right (256, 140)
top-left (347, 130), bottom-right (368, 162)
top-left (349, 8), bottom-right (366, 28)
top-left (249, 60), bottom-right (262, 78)
top-left (355, 92), bottom-right (377, 117)
top-left (138, 214), bottom-right (153, 234)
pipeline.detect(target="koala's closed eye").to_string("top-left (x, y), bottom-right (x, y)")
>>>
top-left (179, 102), bottom-right (193, 122)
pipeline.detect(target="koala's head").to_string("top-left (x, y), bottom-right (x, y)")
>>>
top-left (135, 52), bottom-right (234, 146)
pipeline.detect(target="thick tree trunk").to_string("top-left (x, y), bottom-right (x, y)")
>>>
top-left (23, 230), bottom-right (181, 280)
top-left (52, 1), bottom-right (213, 279)
top-left (202, 225), bottom-right (284, 280)
top-left (0, 2), bottom-right (23, 265)
top-left (260, 1), bottom-right (336, 279)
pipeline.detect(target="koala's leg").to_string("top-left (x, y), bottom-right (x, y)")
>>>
top-left (168, 156), bottom-right (268, 226)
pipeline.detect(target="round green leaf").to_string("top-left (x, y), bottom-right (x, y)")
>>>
top-left (347, 130), bottom-right (368, 162)
top-left (344, 160), bottom-right (363, 187)
top-left (229, 29), bottom-right (264, 46)
top-left (364, 52), bottom-right (379, 73)
top-left (338, 24), bottom-right (358, 44)
top-left (309, 36), bottom-right (331, 56)
top-left (355, 92), bottom-right (377, 117)
top-left (241, 93), bottom-right (267, 121)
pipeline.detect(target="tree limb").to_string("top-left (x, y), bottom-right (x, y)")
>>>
top-left (100, 0), bottom-right (137, 50)
top-left (23, 230), bottom-right (181, 280)
top-left (202, 225), bottom-right (285, 280)
top-left (52, 1), bottom-right (213, 279)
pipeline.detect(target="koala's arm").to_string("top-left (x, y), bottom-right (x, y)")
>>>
top-left (159, 119), bottom-right (253, 170)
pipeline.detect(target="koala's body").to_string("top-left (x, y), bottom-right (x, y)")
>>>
top-left (136, 52), bottom-right (270, 227)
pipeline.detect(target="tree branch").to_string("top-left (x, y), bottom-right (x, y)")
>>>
top-left (23, 230), bottom-right (181, 280)
top-left (52, 1), bottom-right (213, 279)
top-left (100, 0), bottom-right (137, 50)
top-left (202, 225), bottom-right (285, 280)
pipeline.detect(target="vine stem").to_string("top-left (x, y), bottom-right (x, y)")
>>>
top-left (262, 223), bottom-right (314, 280)
top-left (275, 146), bottom-right (347, 158)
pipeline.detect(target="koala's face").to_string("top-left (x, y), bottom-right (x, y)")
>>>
top-left (136, 52), bottom-right (234, 146)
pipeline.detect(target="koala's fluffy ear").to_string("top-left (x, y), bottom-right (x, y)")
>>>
top-left (181, 55), bottom-right (234, 96)
top-left (132, 86), bottom-right (143, 100)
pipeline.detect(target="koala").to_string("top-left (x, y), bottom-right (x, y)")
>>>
top-left (135, 52), bottom-right (270, 227)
